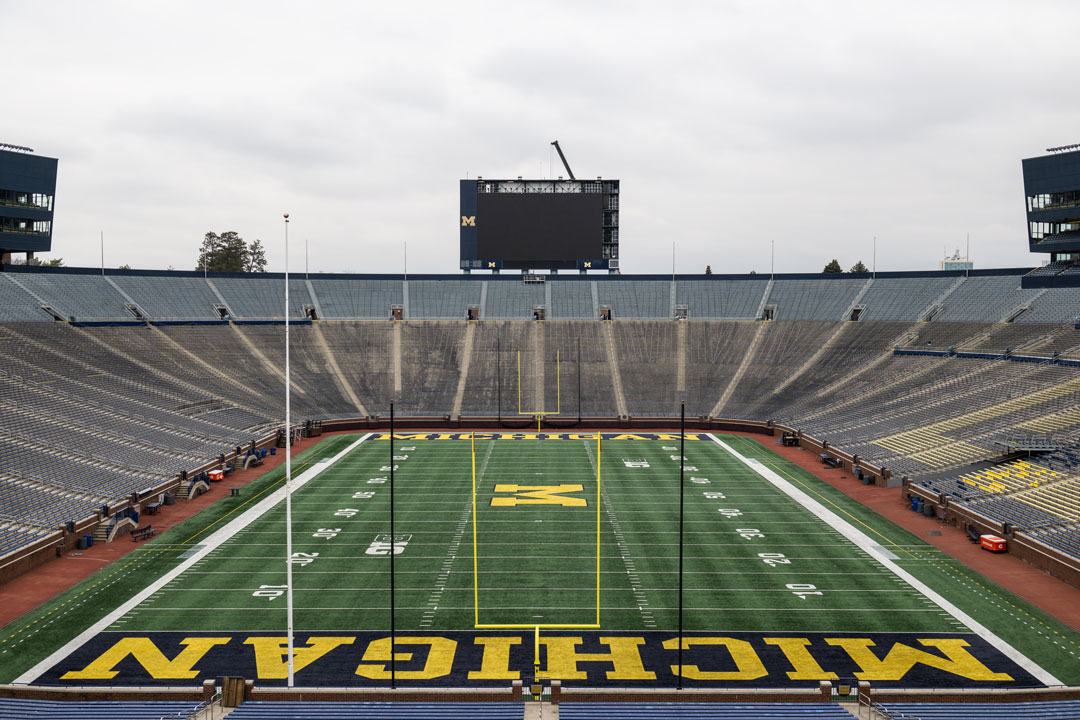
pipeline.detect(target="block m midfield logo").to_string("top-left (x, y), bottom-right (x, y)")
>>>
top-left (489, 484), bottom-right (587, 507)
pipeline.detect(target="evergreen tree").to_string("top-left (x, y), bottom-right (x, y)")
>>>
top-left (705, 264), bottom-right (713, 275)
top-left (197, 231), bottom-right (266, 272)
top-left (849, 260), bottom-right (869, 273)
top-left (244, 239), bottom-right (267, 272)
top-left (823, 259), bottom-right (842, 273)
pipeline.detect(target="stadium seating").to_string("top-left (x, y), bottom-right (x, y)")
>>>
top-left (3, 267), bottom-right (1080, 560)
top-left (935, 275), bottom-right (1039, 322)
top-left (858, 276), bottom-right (956, 321)
top-left (0, 698), bottom-right (202, 719)
top-left (873, 700), bottom-right (1080, 719)
top-left (407, 279), bottom-right (482, 319)
top-left (596, 280), bottom-right (671, 318)
top-left (766, 278), bottom-right (865, 321)
top-left (225, 701), bottom-right (525, 719)
top-left (310, 278), bottom-right (402, 319)
top-left (111, 274), bottom-right (222, 320)
top-left (675, 279), bottom-right (768, 319)
top-left (557, 702), bottom-right (854, 719)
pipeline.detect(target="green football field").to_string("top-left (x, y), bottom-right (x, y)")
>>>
top-left (6, 432), bottom-right (1080, 688)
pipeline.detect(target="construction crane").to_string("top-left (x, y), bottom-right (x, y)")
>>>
top-left (550, 140), bottom-right (576, 181)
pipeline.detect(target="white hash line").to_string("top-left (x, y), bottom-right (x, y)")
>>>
top-left (14, 433), bottom-right (374, 685)
top-left (705, 433), bottom-right (1061, 687)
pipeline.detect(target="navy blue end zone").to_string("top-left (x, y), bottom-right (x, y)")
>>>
top-left (37, 631), bottom-right (1042, 688)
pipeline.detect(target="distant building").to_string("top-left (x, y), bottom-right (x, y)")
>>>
top-left (939, 250), bottom-right (973, 271)
top-left (0, 143), bottom-right (58, 263)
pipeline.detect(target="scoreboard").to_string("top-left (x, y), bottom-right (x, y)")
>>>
top-left (460, 178), bottom-right (619, 272)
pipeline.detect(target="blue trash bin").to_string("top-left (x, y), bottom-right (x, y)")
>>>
top-left (84, 534), bottom-right (94, 547)
top-left (911, 497), bottom-right (921, 512)
top-left (270, 447), bottom-right (276, 455)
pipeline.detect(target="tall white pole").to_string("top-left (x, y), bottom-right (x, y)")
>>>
top-left (305, 237), bottom-right (309, 280)
top-left (100, 232), bottom-right (104, 276)
top-left (404, 241), bottom-right (408, 281)
top-left (283, 213), bottom-right (294, 687)
top-left (873, 236), bottom-right (877, 279)
top-left (771, 239), bottom-right (774, 279)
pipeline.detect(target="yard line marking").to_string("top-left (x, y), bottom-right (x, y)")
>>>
top-left (706, 433), bottom-right (1061, 687)
top-left (14, 433), bottom-right (374, 685)
top-left (587, 440), bottom-right (655, 629)
top-left (422, 438), bottom-right (493, 628)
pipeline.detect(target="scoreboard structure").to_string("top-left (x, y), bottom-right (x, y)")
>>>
top-left (459, 177), bottom-right (619, 273)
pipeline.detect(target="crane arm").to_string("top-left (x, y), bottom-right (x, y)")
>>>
top-left (550, 140), bottom-right (576, 181)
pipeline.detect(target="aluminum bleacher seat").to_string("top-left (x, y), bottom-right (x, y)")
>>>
top-left (596, 279), bottom-right (670, 318)
top-left (558, 702), bottom-right (854, 719)
top-left (675, 279), bottom-right (768, 319)
top-left (874, 700), bottom-right (1080, 719)
top-left (1022, 288), bottom-right (1080, 323)
top-left (767, 278), bottom-right (864, 321)
top-left (0, 274), bottom-right (46, 321)
top-left (548, 280), bottom-right (594, 318)
top-left (210, 277), bottom-right (311, 319)
top-left (111, 274), bottom-right (221, 320)
top-left (310, 278), bottom-right (402, 318)
top-left (225, 701), bottom-right (526, 719)
top-left (859, 276), bottom-right (955, 321)
top-left (0, 697), bottom-right (201, 719)
top-left (10, 272), bottom-right (131, 320)
top-left (408, 279), bottom-right (481, 319)
top-left (483, 280), bottom-right (546, 319)
top-left (936, 275), bottom-right (1039, 322)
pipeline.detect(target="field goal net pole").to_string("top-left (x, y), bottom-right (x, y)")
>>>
top-left (471, 430), bottom-right (601, 630)
top-left (517, 350), bottom-right (561, 432)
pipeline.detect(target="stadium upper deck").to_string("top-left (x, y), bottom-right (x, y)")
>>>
top-left (1, 265), bottom-right (1076, 323)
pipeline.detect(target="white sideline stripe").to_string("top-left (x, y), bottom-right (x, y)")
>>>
top-left (705, 434), bottom-right (1061, 687)
top-left (15, 433), bottom-right (374, 684)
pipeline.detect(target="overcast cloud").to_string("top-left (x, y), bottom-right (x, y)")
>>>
top-left (4, 0), bottom-right (1077, 275)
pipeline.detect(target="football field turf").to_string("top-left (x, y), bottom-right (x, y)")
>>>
top-left (6, 432), bottom-right (1080, 688)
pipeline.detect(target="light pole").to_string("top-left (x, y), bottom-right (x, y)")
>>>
top-left (283, 212), bottom-right (295, 688)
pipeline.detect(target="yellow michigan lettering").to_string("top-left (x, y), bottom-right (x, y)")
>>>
top-left (490, 484), bottom-right (587, 507)
top-left (469, 636), bottom-right (522, 680)
top-left (244, 636), bottom-right (355, 679)
top-left (826, 638), bottom-right (1013, 681)
top-left (538, 636), bottom-right (655, 680)
top-left (355, 636), bottom-right (457, 680)
top-left (662, 637), bottom-right (767, 680)
top-left (60, 637), bottom-right (231, 680)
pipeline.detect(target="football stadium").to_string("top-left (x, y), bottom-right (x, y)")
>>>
top-left (2, 140), bottom-right (1080, 720)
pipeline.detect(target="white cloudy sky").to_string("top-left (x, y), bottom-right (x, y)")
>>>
top-left (4, 0), bottom-right (1077, 275)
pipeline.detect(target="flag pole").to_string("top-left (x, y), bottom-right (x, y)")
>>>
top-left (389, 402), bottom-right (396, 689)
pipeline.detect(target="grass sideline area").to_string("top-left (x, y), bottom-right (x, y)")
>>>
top-left (3, 432), bottom-right (1080, 687)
